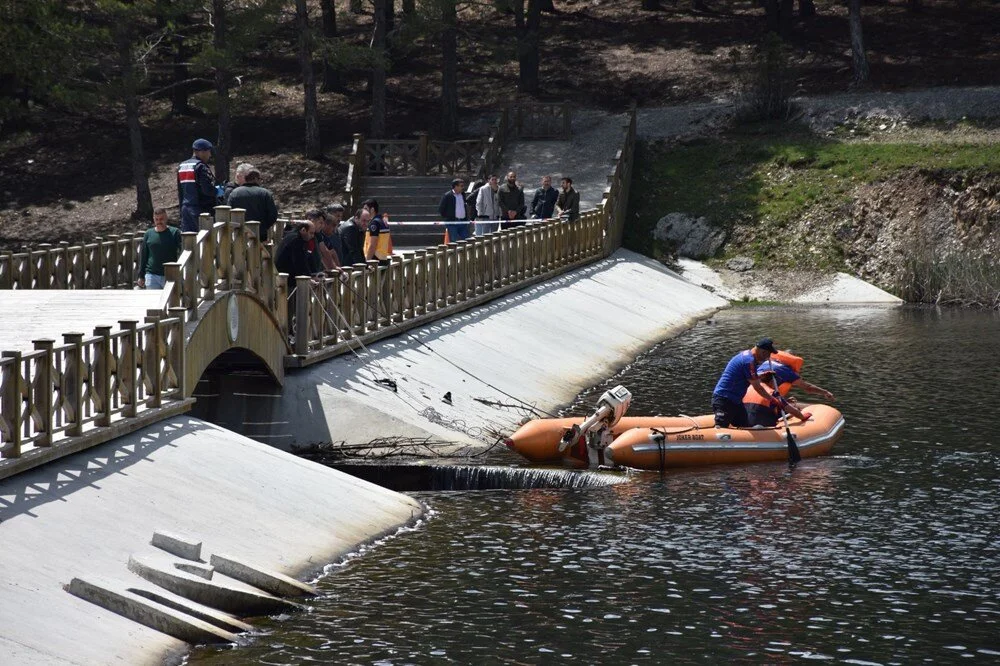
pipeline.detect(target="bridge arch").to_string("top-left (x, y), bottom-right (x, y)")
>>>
top-left (183, 292), bottom-right (289, 396)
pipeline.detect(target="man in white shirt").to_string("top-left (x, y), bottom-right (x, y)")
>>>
top-left (438, 178), bottom-right (472, 242)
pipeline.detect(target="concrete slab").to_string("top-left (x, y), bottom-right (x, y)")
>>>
top-left (208, 249), bottom-right (729, 451)
top-left (793, 272), bottom-right (904, 304)
top-left (0, 417), bottom-right (422, 665)
top-left (0, 290), bottom-right (163, 353)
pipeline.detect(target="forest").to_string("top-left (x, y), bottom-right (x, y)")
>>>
top-left (0, 0), bottom-right (997, 244)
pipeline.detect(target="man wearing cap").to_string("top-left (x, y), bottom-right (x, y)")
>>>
top-left (438, 178), bottom-right (472, 242)
top-left (743, 364), bottom-right (812, 428)
top-left (177, 138), bottom-right (218, 232)
top-left (711, 338), bottom-right (781, 428)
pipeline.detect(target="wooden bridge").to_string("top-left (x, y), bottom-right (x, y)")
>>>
top-left (0, 103), bottom-right (634, 480)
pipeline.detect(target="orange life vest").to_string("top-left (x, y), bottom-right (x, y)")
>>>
top-left (364, 214), bottom-right (393, 260)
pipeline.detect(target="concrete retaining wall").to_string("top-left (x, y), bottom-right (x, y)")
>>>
top-left (204, 249), bottom-right (730, 451)
top-left (0, 418), bottom-right (422, 665)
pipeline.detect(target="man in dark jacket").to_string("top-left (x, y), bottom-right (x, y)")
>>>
top-left (226, 165), bottom-right (279, 241)
top-left (339, 208), bottom-right (371, 266)
top-left (556, 176), bottom-right (581, 222)
top-left (177, 138), bottom-right (217, 232)
top-left (530, 175), bottom-right (559, 220)
top-left (497, 170), bottom-right (526, 229)
top-left (438, 178), bottom-right (472, 242)
top-left (275, 221), bottom-right (321, 279)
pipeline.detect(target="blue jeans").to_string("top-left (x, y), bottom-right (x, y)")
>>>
top-left (446, 223), bottom-right (471, 242)
top-left (144, 273), bottom-right (166, 289)
top-left (475, 221), bottom-right (499, 235)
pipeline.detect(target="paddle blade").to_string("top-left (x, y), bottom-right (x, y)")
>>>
top-left (786, 429), bottom-right (802, 464)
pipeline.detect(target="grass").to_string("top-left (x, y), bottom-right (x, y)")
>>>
top-left (625, 124), bottom-right (1000, 270)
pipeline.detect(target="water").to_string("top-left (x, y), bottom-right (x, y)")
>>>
top-left (189, 306), bottom-right (1000, 664)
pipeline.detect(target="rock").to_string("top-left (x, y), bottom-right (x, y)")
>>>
top-left (103, 195), bottom-right (111, 202)
top-left (299, 178), bottom-right (319, 187)
top-left (725, 256), bottom-right (754, 272)
top-left (651, 213), bottom-right (726, 259)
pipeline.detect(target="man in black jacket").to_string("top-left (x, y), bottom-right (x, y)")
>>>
top-left (339, 208), bottom-right (371, 266)
top-left (438, 178), bottom-right (472, 242)
top-left (530, 175), bottom-right (559, 220)
top-left (226, 165), bottom-right (279, 241)
top-left (275, 221), bottom-right (321, 279)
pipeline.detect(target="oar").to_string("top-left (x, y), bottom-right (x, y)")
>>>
top-left (772, 374), bottom-right (801, 464)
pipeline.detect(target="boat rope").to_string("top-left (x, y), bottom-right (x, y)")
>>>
top-left (678, 414), bottom-right (701, 430)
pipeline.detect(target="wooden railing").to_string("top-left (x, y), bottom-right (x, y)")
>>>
top-left (0, 234), bottom-right (145, 290)
top-left (290, 108), bottom-right (635, 364)
top-left (0, 205), bottom-right (288, 479)
top-left (0, 315), bottom-right (187, 474)
top-left (512, 102), bottom-right (572, 140)
top-left (478, 106), bottom-right (512, 182)
top-left (161, 207), bottom-right (287, 334)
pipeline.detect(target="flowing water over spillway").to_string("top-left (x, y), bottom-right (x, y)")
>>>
top-left (189, 306), bottom-right (1000, 664)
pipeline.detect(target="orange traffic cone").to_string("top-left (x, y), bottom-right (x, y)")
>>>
top-left (443, 228), bottom-right (450, 244)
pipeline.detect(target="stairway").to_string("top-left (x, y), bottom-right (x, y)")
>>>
top-left (360, 176), bottom-right (459, 249)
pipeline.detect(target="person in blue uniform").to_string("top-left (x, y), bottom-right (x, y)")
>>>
top-left (712, 338), bottom-right (780, 428)
top-left (177, 138), bottom-right (217, 232)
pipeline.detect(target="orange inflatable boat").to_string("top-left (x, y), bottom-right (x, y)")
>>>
top-left (505, 386), bottom-right (844, 470)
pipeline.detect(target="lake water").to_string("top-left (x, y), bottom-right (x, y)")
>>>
top-left (189, 306), bottom-right (1000, 664)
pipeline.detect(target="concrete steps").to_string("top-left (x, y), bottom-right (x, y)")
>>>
top-left (361, 176), bottom-right (462, 248)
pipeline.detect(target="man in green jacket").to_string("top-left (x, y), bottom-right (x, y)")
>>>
top-left (137, 208), bottom-right (182, 289)
top-left (556, 176), bottom-right (580, 222)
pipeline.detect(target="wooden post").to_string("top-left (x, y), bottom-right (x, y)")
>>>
top-left (391, 255), bottom-right (404, 323)
top-left (62, 333), bottom-right (86, 436)
top-left (215, 206), bottom-right (233, 289)
top-left (0, 352), bottom-right (23, 458)
top-left (244, 221), bottom-right (261, 294)
top-left (352, 264), bottom-right (368, 335)
top-left (163, 262), bottom-right (183, 312)
top-left (92, 327), bottom-right (113, 427)
top-left (404, 256), bottom-right (417, 319)
top-left (119, 320), bottom-right (138, 417)
top-left (276, 274), bottom-right (289, 339)
top-left (230, 207), bottom-right (246, 290)
top-left (167, 308), bottom-right (187, 399)
top-left (413, 250), bottom-right (427, 315)
top-left (417, 132), bottom-right (429, 176)
top-left (366, 260), bottom-right (380, 329)
top-left (201, 225), bottom-right (216, 301)
top-left (182, 231), bottom-right (198, 312)
top-left (145, 317), bottom-right (163, 409)
top-left (31, 339), bottom-right (55, 445)
top-left (38, 243), bottom-right (53, 289)
top-left (340, 268), bottom-right (354, 339)
top-left (54, 242), bottom-right (69, 288)
top-left (0, 251), bottom-right (11, 289)
top-left (295, 275), bottom-right (312, 356)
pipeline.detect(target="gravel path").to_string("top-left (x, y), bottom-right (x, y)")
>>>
top-left (499, 85), bottom-right (1000, 216)
top-left (501, 108), bottom-right (630, 212)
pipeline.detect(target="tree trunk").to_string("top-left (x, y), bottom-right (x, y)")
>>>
top-left (848, 0), bottom-right (870, 87)
top-left (641, 0), bottom-right (659, 10)
top-left (213, 0), bottom-right (231, 184)
top-left (764, 0), bottom-right (779, 33)
top-left (799, 0), bottom-right (816, 18)
top-left (296, 0), bottom-right (322, 158)
top-left (319, 0), bottom-right (341, 92)
top-left (778, 0), bottom-right (793, 36)
top-left (441, 0), bottom-right (459, 137)
top-left (402, 0), bottom-right (415, 18)
top-left (517, 0), bottom-right (540, 94)
top-left (371, 0), bottom-right (387, 136)
top-left (116, 25), bottom-right (153, 221)
top-left (384, 0), bottom-right (394, 33)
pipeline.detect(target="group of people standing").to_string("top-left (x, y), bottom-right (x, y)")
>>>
top-left (712, 338), bottom-right (835, 429)
top-left (438, 171), bottom-right (580, 243)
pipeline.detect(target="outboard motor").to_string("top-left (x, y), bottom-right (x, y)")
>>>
top-left (559, 385), bottom-right (632, 467)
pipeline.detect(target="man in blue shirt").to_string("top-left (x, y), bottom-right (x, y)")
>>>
top-left (712, 338), bottom-right (779, 428)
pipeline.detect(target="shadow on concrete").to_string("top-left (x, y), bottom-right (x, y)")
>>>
top-left (0, 418), bottom-right (213, 522)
